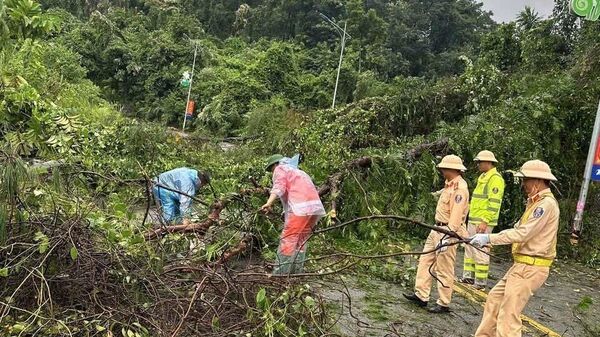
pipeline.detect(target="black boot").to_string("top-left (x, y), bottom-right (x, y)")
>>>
top-left (428, 304), bottom-right (450, 313)
top-left (402, 293), bottom-right (428, 307)
top-left (458, 277), bottom-right (474, 285)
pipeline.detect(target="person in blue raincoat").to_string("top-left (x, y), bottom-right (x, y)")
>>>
top-left (152, 167), bottom-right (210, 225)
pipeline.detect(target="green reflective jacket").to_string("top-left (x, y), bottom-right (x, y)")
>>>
top-left (468, 167), bottom-right (505, 226)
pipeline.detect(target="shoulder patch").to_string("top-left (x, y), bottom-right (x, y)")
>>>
top-left (533, 207), bottom-right (544, 218)
top-left (455, 194), bottom-right (463, 203)
top-left (492, 187), bottom-right (499, 194)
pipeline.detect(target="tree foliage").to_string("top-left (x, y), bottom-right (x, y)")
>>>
top-left (3, 0), bottom-right (600, 335)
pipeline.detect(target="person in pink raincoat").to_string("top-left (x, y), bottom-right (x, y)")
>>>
top-left (260, 154), bottom-right (325, 274)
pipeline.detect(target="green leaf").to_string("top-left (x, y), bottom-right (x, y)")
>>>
top-left (129, 235), bottom-right (144, 245)
top-left (11, 323), bottom-right (26, 333)
top-left (256, 288), bottom-right (266, 308)
top-left (577, 296), bottom-right (593, 311)
top-left (70, 246), bottom-right (78, 260)
top-left (39, 241), bottom-right (49, 254)
top-left (0, 268), bottom-right (8, 277)
top-left (304, 295), bottom-right (316, 309)
top-left (211, 315), bottom-right (220, 331)
top-left (34, 231), bottom-right (50, 254)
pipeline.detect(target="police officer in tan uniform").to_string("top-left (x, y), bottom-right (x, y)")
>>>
top-left (404, 155), bottom-right (470, 313)
top-left (469, 160), bottom-right (559, 337)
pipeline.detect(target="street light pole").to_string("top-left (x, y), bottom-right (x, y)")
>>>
top-left (182, 42), bottom-right (198, 132)
top-left (319, 13), bottom-right (351, 110)
top-left (332, 21), bottom-right (347, 110)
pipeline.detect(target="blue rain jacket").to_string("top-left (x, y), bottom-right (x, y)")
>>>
top-left (152, 167), bottom-right (199, 222)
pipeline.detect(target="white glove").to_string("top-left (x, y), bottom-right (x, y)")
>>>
top-left (436, 239), bottom-right (450, 254)
top-left (469, 234), bottom-right (490, 248)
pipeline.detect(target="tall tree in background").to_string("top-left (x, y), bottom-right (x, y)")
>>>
top-left (516, 6), bottom-right (540, 31)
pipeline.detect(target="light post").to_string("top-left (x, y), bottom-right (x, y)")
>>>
top-left (182, 41), bottom-right (198, 132)
top-left (319, 13), bottom-right (351, 109)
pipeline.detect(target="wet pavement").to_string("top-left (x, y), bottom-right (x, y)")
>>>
top-left (319, 249), bottom-right (600, 337)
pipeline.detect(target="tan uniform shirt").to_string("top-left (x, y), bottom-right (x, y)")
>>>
top-left (435, 176), bottom-right (469, 233)
top-left (490, 188), bottom-right (559, 259)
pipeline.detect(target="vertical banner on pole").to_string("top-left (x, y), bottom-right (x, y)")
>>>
top-left (591, 135), bottom-right (600, 181)
top-left (185, 100), bottom-right (195, 120)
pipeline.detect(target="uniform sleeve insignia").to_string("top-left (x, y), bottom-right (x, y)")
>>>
top-left (492, 187), bottom-right (499, 194)
top-left (455, 194), bottom-right (463, 203)
top-left (533, 207), bottom-right (544, 218)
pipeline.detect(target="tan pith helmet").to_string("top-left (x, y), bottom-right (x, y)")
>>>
top-left (474, 150), bottom-right (498, 163)
top-left (514, 160), bottom-right (557, 181)
top-left (437, 155), bottom-right (467, 171)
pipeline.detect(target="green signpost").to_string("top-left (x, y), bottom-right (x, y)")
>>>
top-left (571, 0), bottom-right (600, 21)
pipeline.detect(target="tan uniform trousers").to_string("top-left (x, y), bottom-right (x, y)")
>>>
top-left (415, 229), bottom-right (457, 306)
top-left (475, 263), bottom-right (549, 337)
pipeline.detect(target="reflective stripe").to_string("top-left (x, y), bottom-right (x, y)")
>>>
top-left (464, 258), bottom-right (475, 264)
top-left (475, 272), bottom-right (489, 278)
top-left (475, 265), bottom-right (489, 271)
top-left (464, 265), bottom-right (475, 272)
top-left (489, 198), bottom-right (502, 203)
top-left (513, 254), bottom-right (553, 267)
top-left (487, 207), bottom-right (499, 212)
top-left (469, 218), bottom-right (497, 225)
top-left (472, 194), bottom-right (487, 199)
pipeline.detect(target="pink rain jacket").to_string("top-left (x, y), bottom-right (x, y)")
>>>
top-left (271, 164), bottom-right (325, 217)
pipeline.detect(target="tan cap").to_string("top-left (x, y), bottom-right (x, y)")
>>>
top-left (437, 155), bottom-right (467, 171)
top-left (474, 150), bottom-right (498, 163)
top-left (514, 160), bottom-right (557, 181)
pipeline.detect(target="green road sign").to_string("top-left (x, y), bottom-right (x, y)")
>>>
top-left (571, 0), bottom-right (600, 21)
top-left (180, 71), bottom-right (191, 88)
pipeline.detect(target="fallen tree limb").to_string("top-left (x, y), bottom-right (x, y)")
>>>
top-left (145, 188), bottom-right (268, 240)
top-left (214, 234), bottom-right (255, 266)
top-left (146, 156), bottom-right (372, 239)
top-left (317, 156), bottom-right (373, 197)
top-left (234, 239), bottom-right (468, 279)
top-left (313, 214), bottom-right (463, 239)
top-left (406, 137), bottom-right (449, 162)
top-left (317, 156), bottom-right (373, 218)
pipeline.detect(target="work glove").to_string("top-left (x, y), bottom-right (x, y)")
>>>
top-left (436, 238), bottom-right (450, 254)
top-left (469, 234), bottom-right (490, 248)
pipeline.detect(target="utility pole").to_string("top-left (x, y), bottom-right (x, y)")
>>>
top-left (182, 43), bottom-right (198, 132)
top-left (319, 13), bottom-right (351, 109)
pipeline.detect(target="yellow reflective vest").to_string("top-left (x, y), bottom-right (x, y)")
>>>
top-left (468, 167), bottom-right (505, 226)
